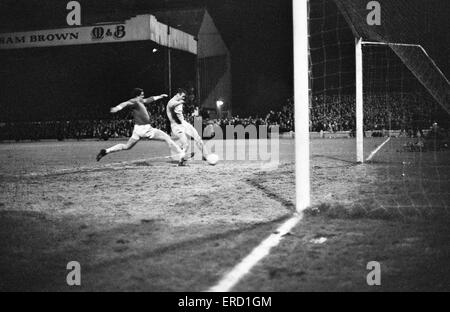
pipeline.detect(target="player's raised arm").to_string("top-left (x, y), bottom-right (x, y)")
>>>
top-left (143, 94), bottom-right (168, 105)
top-left (110, 100), bottom-right (133, 113)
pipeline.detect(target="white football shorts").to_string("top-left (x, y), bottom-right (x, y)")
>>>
top-left (171, 121), bottom-right (201, 141)
top-left (131, 124), bottom-right (157, 140)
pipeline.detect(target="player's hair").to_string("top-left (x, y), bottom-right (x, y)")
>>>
top-left (176, 88), bottom-right (187, 95)
top-left (131, 88), bottom-right (144, 98)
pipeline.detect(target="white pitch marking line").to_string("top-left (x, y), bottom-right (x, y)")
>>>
top-left (366, 137), bottom-right (391, 162)
top-left (208, 214), bottom-right (303, 292)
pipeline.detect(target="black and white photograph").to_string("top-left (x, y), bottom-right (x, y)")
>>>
top-left (0, 0), bottom-right (449, 295)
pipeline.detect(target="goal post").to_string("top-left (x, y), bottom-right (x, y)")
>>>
top-left (357, 37), bottom-right (450, 163)
top-left (358, 39), bottom-right (450, 158)
top-left (356, 37), bottom-right (364, 163)
top-left (293, 0), bottom-right (450, 210)
top-left (308, 0), bottom-right (450, 165)
top-left (361, 40), bottom-right (450, 112)
top-left (293, 0), bottom-right (311, 211)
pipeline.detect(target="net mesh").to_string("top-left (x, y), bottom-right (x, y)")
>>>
top-left (309, 0), bottom-right (356, 133)
top-left (308, 0), bottom-right (450, 217)
top-left (362, 43), bottom-right (449, 135)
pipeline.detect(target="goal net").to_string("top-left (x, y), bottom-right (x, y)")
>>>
top-left (308, 0), bottom-right (450, 156)
top-left (362, 42), bottom-right (450, 141)
top-left (298, 0), bottom-right (450, 215)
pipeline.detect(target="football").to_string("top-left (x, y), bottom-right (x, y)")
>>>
top-left (206, 153), bottom-right (219, 165)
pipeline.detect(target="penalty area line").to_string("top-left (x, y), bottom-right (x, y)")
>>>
top-left (207, 214), bottom-right (303, 292)
top-left (366, 137), bottom-right (391, 162)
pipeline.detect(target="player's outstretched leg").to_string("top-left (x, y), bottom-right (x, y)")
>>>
top-left (151, 129), bottom-right (188, 165)
top-left (184, 122), bottom-right (209, 160)
top-left (170, 126), bottom-right (190, 159)
top-left (96, 149), bottom-right (107, 161)
top-left (96, 137), bottom-right (139, 161)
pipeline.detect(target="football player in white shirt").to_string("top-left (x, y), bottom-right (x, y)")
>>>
top-left (166, 88), bottom-right (209, 160)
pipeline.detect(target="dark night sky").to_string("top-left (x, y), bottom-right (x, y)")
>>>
top-left (0, 0), bottom-right (293, 117)
top-left (0, 0), bottom-right (448, 119)
top-left (209, 0), bottom-right (294, 115)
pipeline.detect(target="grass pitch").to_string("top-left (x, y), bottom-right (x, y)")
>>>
top-left (0, 137), bottom-right (449, 291)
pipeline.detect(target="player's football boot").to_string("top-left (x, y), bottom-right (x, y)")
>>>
top-left (96, 149), bottom-right (107, 161)
top-left (178, 150), bottom-right (186, 166)
top-left (177, 152), bottom-right (195, 166)
top-left (184, 152), bottom-right (195, 160)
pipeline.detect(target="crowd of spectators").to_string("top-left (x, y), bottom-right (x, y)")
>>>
top-left (209, 98), bottom-right (294, 133)
top-left (0, 91), bottom-right (448, 141)
top-left (310, 92), bottom-right (448, 134)
top-left (310, 94), bottom-right (354, 132)
top-left (212, 92), bottom-right (447, 135)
